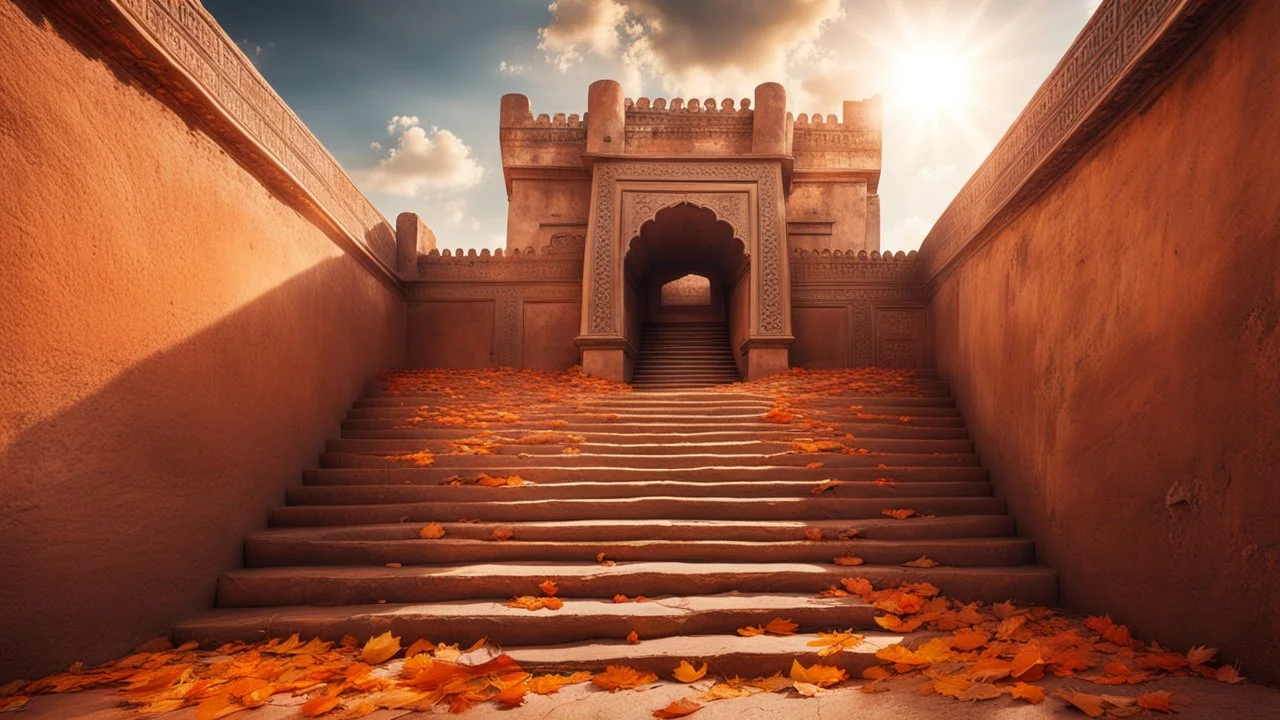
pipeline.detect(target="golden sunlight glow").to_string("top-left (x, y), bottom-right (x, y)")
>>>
top-left (890, 44), bottom-right (970, 115)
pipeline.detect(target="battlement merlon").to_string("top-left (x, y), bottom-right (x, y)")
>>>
top-left (498, 80), bottom-right (882, 196)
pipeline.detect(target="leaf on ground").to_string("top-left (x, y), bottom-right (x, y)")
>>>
top-left (404, 638), bottom-right (434, 658)
top-left (527, 672), bottom-right (591, 694)
top-left (538, 579), bottom-right (558, 596)
top-left (959, 683), bottom-right (1003, 701)
top-left (1186, 645), bottom-right (1217, 667)
top-left (491, 526), bottom-right (514, 541)
top-left (419, 523), bottom-right (446, 539)
top-left (763, 408), bottom-right (794, 424)
top-left (811, 480), bottom-right (840, 495)
top-left (881, 508), bottom-right (919, 520)
top-left (1136, 690), bottom-right (1175, 713)
top-left (789, 660), bottom-right (848, 688)
top-left (875, 614), bottom-right (924, 633)
top-left (763, 618), bottom-right (798, 636)
top-left (840, 577), bottom-right (873, 597)
top-left (1216, 665), bottom-right (1245, 684)
top-left (1010, 682), bottom-right (1045, 704)
top-left (1011, 644), bottom-right (1045, 679)
top-left (360, 632), bottom-right (402, 664)
top-left (673, 660), bottom-right (708, 683)
top-left (1055, 689), bottom-right (1106, 717)
top-left (804, 528), bottom-right (824, 541)
top-left (807, 630), bottom-right (864, 656)
top-left (626, 631), bottom-right (640, 645)
top-left (737, 625), bottom-right (766, 637)
top-left (592, 666), bottom-right (657, 692)
top-left (873, 477), bottom-right (896, 487)
top-left (805, 462), bottom-right (824, 469)
top-left (506, 595), bottom-right (562, 611)
top-left (833, 554), bottom-right (865, 566)
top-left (837, 527), bottom-right (862, 539)
top-left (492, 681), bottom-right (527, 707)
top-left (597, 552), bottom-right (616, 566)
top-left (902, 555), bottom-right (940, 568)
top-left (653, 698), bottom-right (703, 718)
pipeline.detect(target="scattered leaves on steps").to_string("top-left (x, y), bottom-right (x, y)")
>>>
top-left (672, 660), bottom-right (708, 683)
top-left (359, 632), bottom-right (401, 664)
top-left (881, 508), bottom-right (921, 519)
top-left (592, 665), bottom-right (658, 692)
top-left (807, 630), bottom-right (864, 656)
top-left (505, 595), bottom-right (563, 611)
top-left (385, 450), bottom-right (434, 466)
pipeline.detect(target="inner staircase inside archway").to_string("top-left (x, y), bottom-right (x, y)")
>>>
top-left (631, 321), bottom-right (741, 390)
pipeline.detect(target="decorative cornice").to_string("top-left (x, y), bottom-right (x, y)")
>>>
top-left (52, 0), bottom-right (400, 284)
top-left (415, 234), bottom-right (585, 283)
top-left (790, 249), bottom-right (922, 284)
top-left (918, 0), bottom-right (1236, 288)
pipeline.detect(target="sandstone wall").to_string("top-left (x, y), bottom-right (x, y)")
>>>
top-left (925, 0), bottom-right (1279, 683)
top-left (0, 1), bottom-right (404, 681)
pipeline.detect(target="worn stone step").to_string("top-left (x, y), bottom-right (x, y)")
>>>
top-left (303, 465), bottom-right (990, 486)
top-left (269, 495), bottom-right (1008, 526)
top-left (215, 562), bottom-right (1058, 608)
top-left (244, 515), bottom-right (1016, 545)
top-left (324, 437), bottom-right (975, 456)
top-left (173, 594), bottom-right (902, 655)
top-left (340, 421), bottom-right (968, 441)
top-left (319, 451), bottom-right (981, 470)
top-left (287, 480), bottom-right (992, 506)
top-left (245, 536), bottom-right (1032, 568)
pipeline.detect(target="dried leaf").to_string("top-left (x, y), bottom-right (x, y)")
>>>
top-left (672, 661), bottom-right (708, 683)
top-left (807, 630), bottom-right (864, 656)
top-left (811, 479), bottom-right (840, 495)
top-left (491, 526), bottom-right (514, 541)
top-left (833, 554), bottom-right (865, 566)
top-left (596, 552), bottom-right (616, 566)
top-left (1055, 689), bottom-right (1106, 717)
top-left (881, 508), bottom-right (918, 520)
top-left (626, 631), bottom-right (640, 645)
top-left (1136, 690), bottom-right (1175, 713)
top-left (538, 579), bottom-right (559, 596)
top-left (737, 625), bottom-right (765, 637)
top-left (592, 666), bottom-right (657, 692)
top-left (804, 528), bottom-right (824, 541)
top-left (788, 660), bottom-right (847, 688)
top-left (360, 632), bottom-right (401, 664)
top-left (653, 698), bottom-right (702, 718)
top-left (527, 672), bottom-right (591, 694)
top-left (763, 618), bottom-right (798, 635)
top-left (902, 555), bottom-right (940, 568)
top-left (1010, 682), bottom-right (1045, 704)
top-left (419, 523), bottom-right (446, 539)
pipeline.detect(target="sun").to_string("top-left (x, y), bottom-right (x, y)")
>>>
top-left (890, 43), bottom-right (970, 115)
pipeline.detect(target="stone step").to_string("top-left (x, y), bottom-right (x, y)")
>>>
top-left (351, 390), bottom-right (952, 408)
top-left (214, 562), bottom-right (1057, 608)
top-left (269, 495), bottom-right (1008, 526)
top-left (303, 465), bottom-right (990, 486)
top-left (172, 595), bottom-right (903, 662)
top-left (286, 479), bottom-right (992, 506)
top-left (245, 515), bottom-right (1016, 545)
top-left (324, 437), bottom-right (975, 456)
top-left (244, 536), bottom-right (1032, 569)
top-left (318, 451), bottom-right (981, 470)
top-left (339, 421), bottom-right (969, 440)
top-left (357, 386), bottom-right (953, 400)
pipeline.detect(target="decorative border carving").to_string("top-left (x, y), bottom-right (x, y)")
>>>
top-left (790, 249), bottom-right (922, 283)
top-left (70, 0), bottom-right (398, 274)
top-left (586, 162), bottom-right (786, 336)
top-left (416, 244), bottom-right (584, 282)
top-left (622, 192), bottom-right (749, 245)
top-left (919, 0), bottom-right (1232, 286)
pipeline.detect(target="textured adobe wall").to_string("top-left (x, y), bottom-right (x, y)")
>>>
top-left (0, 2), bottom-right (404, 681)
top-left (505, 178), bottom-right (590, 251)
top-left (786, 181), bottom-right (871, 252)
top-left (929, 0), bottom-right (1280, 684)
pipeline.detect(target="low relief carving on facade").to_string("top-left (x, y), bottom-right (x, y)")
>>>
top-left (623, 192), bottom-right (750, 244)
top-left (875, 308), bottom-right (927, 368)
top-left (587, 162), bottom-right (785, 337)
top-left (789, 249), bottom-right (922, 283)
top-left (417, 247), bottom-right (583, 282)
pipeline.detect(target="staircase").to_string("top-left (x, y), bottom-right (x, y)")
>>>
top-left (631, 321), bottom-right (740, 389)
top-left (172, 369), bottom-right (1056, 678)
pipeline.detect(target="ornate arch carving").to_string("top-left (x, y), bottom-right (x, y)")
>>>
top-left (622, 192), bottom-right (749, 246)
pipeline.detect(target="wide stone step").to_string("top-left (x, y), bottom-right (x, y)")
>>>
top-left (245, 515), bottom-right (1016, 545)
top-left (324, 437), bottom-right (975, 456)
top-left (340, 422), bottom-right (969, 440)
top-left (269, 495), bottom-right (1008, 526)
top-left (319, 451), bottom-right (981, 470)
top-left (215, 562), bottom-right (1057, 608)
top-left (172, 594), bottom-right (903, 656)
top-left (303, 465), bottom-right (991, 486)
top-left (244, 536), bottom-right (1033, 568)
top-left (287, 480), bottom-right (991, 506)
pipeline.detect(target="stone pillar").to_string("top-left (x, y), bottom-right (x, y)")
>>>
top-left (586, 80), bottom-right (625, 155)
top-left (752, 82), bottom-right (787, 155)
top-left (395, 212), bottom-right (437, 280)
top-left (865, 193), bottom-right (881, 252)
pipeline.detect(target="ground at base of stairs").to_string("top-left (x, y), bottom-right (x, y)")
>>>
top-left (15, 675), bottom-right (1280, 719)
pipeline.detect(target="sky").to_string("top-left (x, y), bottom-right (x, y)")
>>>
top-left (204, 0), bottom-right (1103, 253)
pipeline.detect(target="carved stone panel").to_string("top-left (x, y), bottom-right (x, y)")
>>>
top-left (622, 191), bottom-right (749, 243)
top-left (874, 308), bottom-right (927, 368)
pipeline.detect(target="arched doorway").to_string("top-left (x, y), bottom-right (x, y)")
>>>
top-left (624, 203), bottom-right (748, 387)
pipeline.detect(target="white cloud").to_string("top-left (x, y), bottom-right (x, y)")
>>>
top-left (537, 0), bottom-right (843, 96)
top-left (441, 198), bottom-right (485, 231)
top-left (369, 141), bottom-right (382, 151)
top-left (358, 117), bottom-right (484, 197)
top-left (883, 215), bottom-right (931, 253)
top-left (498, 60), bottom-right (527, 75)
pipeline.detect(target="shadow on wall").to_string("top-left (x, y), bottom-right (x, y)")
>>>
top-left (0, 256), bottom-right (403, 683)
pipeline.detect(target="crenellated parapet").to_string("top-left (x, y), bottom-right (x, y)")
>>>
top-left (789, 248), bottom-right (921, 283)
top-left (499, 94), bottom-right (589, 193)
top-left (416, 232), bottom-right (585, 283)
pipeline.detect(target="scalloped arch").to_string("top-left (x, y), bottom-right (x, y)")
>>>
top-left (623, 193), bottom-right (750, 252)
top-left (625, 201), bottom-right (748, 260)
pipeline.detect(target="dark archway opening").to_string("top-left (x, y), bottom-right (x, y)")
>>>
top-left (623, 203), bottom-right (749, 388)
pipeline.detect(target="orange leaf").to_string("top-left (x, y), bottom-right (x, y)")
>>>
top-left (837, 527), bottom-right (862, 539)
top-left (1216, 665), bottom-right (1245, 684)
top-left (492, 526), bottom-right (514, 541)
top-left (807, 630), bottom-right (863, 657)
top-left (789, 660), bottom-right (847, 688)
top-left (1137, 690), bottom-right (1175, 713)
top-left (1055, 689), bottom-right (1105, 717)
top-left (811, 480), bottom-right (840, 495)
top-left (737, 625), bottom-right (766, 637)
top-left (592, 665), bottom-right (657, 692)
top-left (875, 614), bottom-right (923, 632)
top-left (527, 672), bottom-right (591, 694)
top-left (404, 638), bottom-right (434, 658)
top-left (360, 631), bottom-right (402, 664)
top-left (626, 631), bottom-right (640, 645)
top-left (299, 693), bottom-right (342, 717)
top-left (873, 477), bottom-right (896, 487)
top-left (384, 562), bottom-right (402, 568)
top-left (419, 523), bottom-right (446, 539)
top-left (1010, 644), bottom-right (1044, 678)
top-left (672, 660), bottom-right (708, 683)
top-left (840, 577), bottom-right (873, 597)
top-left (597, 552), bottom-right (616, 566)
top-left (881, 508), bottom-right (918, 520)
top-left (805, 462), bottom-right (824, 469)
top-left (902, 555), bottom-right (939, 568)
top-left (763, 617), bottom-right (798, 636)
top-left (1186, 645), bottom-right (1217, 667)
top-left (804, 528), bottom-right (824, 541)
top-left (949, 629), bottom-right (990, 652)
top-left (653, 698), bottom-right (702, 718)
top-left (833, 554), bottom-right (865, 566)
top-left (492, 681), bottom-right (527, 707)
top-left (538, 579), bottom-right (559, 596)
top-left (1010, 682), bottom-right (1045, 704)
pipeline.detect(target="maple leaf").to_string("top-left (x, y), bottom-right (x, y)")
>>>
top-left (862, 666), bottom-right (892, 681)
top-left (902, 555), bottom-right (940, 568)
top-left (763, 618), bottom-right (798, 635)
top-left (737, 625), bottom-right (766, 637)
top-left (762, 408), bottom-right (794, 424)
top-left (840, 577), bottom-right (873, 597)
top-left (1010, 681), bottom-right (1045, 703)
top-left (491, 526), bottom-right (514, 541)
top-left (833, 554), bottom-right (865, 566)
top-left (626, 631), bottom-right (640, 644)
top-left (527, 672), bottom-right (591, 694)
top-left (653, 698), bottom-right (703, 718)
top-left (1055, 689), bottom-right (1106, 717)
top-left (807, 630), bottom-right (864, 656)
top-left (875, 614), bottom-right (923, 633)
top-left (949, 629), bottom-right (989, 652)
top-left (789, 660), bottom-right (847, 688)
top-left (672, 661), bottom-right (708, 683)
top-left (1011, 644), bottom-right (1044, 678)
top-left (1186, 645), bottom-right (1217, 667)
top-left (592, 666), bottom-right (657, 692)
top-left (804, 528), bottom-right (824, 541)
top-left (360, 632), bottom-right (402, 664)
top-left (881, 508), bottom-right (918, 520)
top-left (419, 523), bottom-right (446, 539)
top-left (701, 682), bottom-right (757, 701)
top-left (1136, 690), bottom-right (1175, 713)
top-left (538, 579), bottom-right (559, 596)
